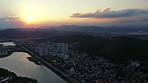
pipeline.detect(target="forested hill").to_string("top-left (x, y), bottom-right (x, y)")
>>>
top-left (54, 35), bottom-right (148, 63)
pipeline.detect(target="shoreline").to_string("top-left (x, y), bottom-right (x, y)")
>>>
top-left (14, 41), bottom-right (80, 83)
top-left (27, 52), bottom-right (79, 83)
top-left (27, 57), bottom-right (41, 65)
top-left (1, 51), bottom-right (72, 83)
top-left (0, 51), bottom-right (13, 58)
top-left (0, 68), bottom-right (37, 83)
top-left (0, 49), bottom-right (26, 59)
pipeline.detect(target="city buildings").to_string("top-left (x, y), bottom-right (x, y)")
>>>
top-left (0, 50), bottom-right (8, 56)
top-left (35, 45), bottom-right (48, 56)
top-left (13, 38), bottom-right (148, 83)
top-left (0, 43), bottom-right (15, 56)
top-left (57, 43), bottom-right (69, 60)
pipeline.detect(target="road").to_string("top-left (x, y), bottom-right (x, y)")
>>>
top-left (0, 77), bottom-right (9, 83)
top-left (13, 41), bottom-right (80, 83)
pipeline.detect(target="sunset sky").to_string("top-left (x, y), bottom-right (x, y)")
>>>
top-left (0, 0), bottom-right (148, 29)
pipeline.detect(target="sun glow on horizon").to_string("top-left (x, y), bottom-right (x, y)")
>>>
top-left (25, 17), bottom-right (33, 22)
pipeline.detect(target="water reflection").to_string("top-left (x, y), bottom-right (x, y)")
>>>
top-left (0, 42), bottom-right (16, 46)
top-left (0, 52), bottom-right (67, 83)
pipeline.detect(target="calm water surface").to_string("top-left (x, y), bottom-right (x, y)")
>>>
top-left (0, 42), bottom-right (67, 83)
top-left (0, 42), bottom-right (16, 46)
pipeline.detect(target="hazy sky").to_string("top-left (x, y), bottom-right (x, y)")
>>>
top-left (0, 0), bottom-right (148, 28)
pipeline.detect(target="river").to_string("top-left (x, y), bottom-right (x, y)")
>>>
top-left (0, 42), bottom-right (67, 83)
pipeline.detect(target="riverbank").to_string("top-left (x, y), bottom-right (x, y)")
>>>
top-left (26, 52), bottom-right (79, 83)
top-left (0, 49), bottom-right (25, 59)
top-left (41, 60), bottom-right (79, 83)
top-left (14, 41), bottom-right (80, 83)
top-left (0, 42), bottom-right (17, 58)
top-left (27, 55), bottom-right (73, 82)
top-left (0, 68), bottom-right (37, 83)
top-left (0, 51), bottom-right (13, 58)
top-left (27, 57), bottom-right (41, 65)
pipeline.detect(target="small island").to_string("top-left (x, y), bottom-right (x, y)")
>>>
top-left (27, 57), bottom-right (41, 65)
top-left (0, 68), bottom-right (37, 83)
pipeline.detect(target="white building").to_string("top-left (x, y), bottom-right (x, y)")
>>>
top-left (57, 43), bottom-right (69, 60)
top-left (35, 45), bottom-right (48, 56)
top-left (131, 61), bottom-right (140, 67)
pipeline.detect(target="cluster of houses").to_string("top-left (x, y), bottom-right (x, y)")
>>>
top-left (0, 43), bottom-right (16, 57)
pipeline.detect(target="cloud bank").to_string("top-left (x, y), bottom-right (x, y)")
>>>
top-left (71, 8), bottom-right (148, 18)
top-left (0, 16), bottom-right (24, 29)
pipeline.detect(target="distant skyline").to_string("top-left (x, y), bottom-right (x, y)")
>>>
top-left (0, 0), bottom-right (148, 29)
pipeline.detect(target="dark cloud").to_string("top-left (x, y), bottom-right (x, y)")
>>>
top-left (71, 8), bottom-right (148, 18)
top-left (117, 14), bottom-right (148, 23)
top-left (0, 16), bottom-right (23, 29)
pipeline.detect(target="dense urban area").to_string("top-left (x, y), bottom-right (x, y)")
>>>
top-left (0, 34), bottom-right (148, 83)
top-left (0, 0), bottom-right (148, 82)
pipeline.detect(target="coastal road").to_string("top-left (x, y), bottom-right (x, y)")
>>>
top-left (13, 41), bottom-right (80, 83)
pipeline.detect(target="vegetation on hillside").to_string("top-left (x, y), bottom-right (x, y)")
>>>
top-left (54, 35), bottom-right (148, 64)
